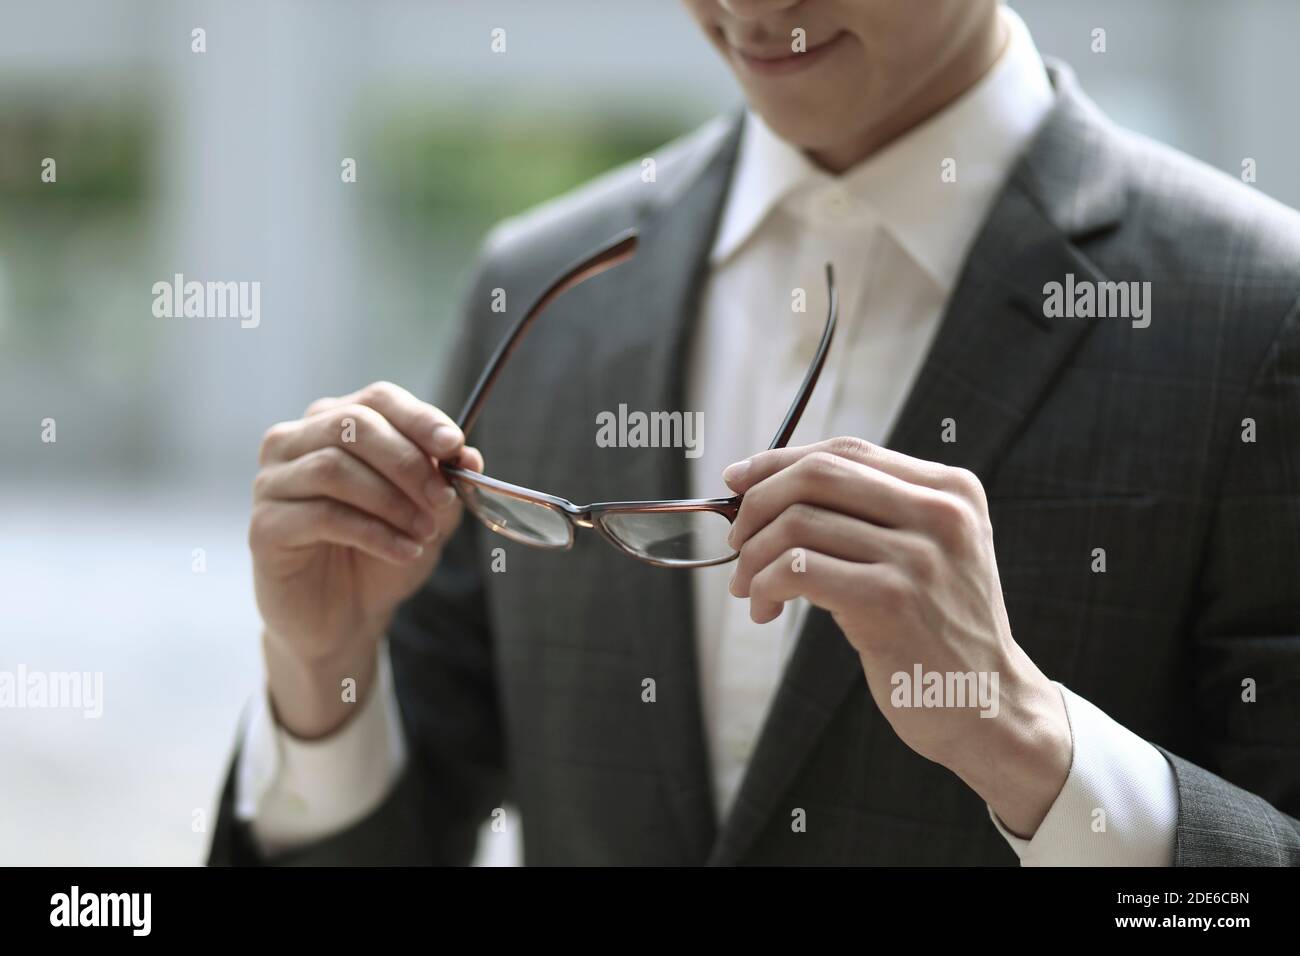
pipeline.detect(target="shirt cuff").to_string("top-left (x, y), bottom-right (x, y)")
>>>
top-left (988, 682), bottom-right (1177, 866)
top-left (235, 638), bottom-right (409, 858)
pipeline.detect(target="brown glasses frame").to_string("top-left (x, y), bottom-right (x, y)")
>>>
top-left (441, 228), bottom-right (839, 568)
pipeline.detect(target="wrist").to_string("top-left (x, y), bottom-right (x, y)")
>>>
top-left (951, 665), bottom-right (1073, 839)
top-left (262, 628), bottom-right (383, 740)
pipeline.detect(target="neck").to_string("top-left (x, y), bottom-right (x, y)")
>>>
top-left (809, 12), bottom-right (1008, 174)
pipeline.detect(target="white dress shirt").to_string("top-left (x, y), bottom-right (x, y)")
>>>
top-left (238, 6), bottom-right (1177, 865)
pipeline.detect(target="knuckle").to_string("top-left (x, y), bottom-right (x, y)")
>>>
top-left (306, 447), bottom-right (345, 484)
top-left (409, 407), bottom-right (441, 442)
top-left (247, 505), bottom-right (276, 551)
top-left (800, 451), bottom-right (842, 483)
top-left (303, 396), bottom-right (334, 418)
top-left (334, 402), bottom-right (373, 428)
top-left (828, 435), bottom-right (870, 459)
top-left (258, 421), bottom-right (295, 463)
top-left (806, 450), bottom-right (840, 472)
top-left (251, 467), bottom-right (273, 500)
top-left (738, 527), bottom-right (781, 579)
top-left (875, 569), bottom-right (914, 614)
top-left (782, 502), bottom-right (819, 537)
top-left (947, 466), bottom-right (985, 502)
top-left (331, 403), bottom-right (380, 442)
top-left (360, 380), bottom-right (401, 406)
top-left (361, 380), bottom-right (394, 401)
top-left (917, 492), bottom-right (970, 535)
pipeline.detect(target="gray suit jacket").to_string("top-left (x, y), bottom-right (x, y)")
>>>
top-left (210, 64), bottom-right (1300, 866)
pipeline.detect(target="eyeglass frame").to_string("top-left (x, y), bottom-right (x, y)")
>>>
top-left (440, 227), bottom-right (839, 568)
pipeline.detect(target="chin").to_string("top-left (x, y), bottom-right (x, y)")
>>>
top-left (749, 100), bottom-right (866, 154)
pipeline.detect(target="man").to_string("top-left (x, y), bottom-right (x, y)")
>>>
top-left (210, 0), bottom-right (1300, 865)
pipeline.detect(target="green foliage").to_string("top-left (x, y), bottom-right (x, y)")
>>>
top-left (0, 96), bottom-right (153, 203)
top-left (369, 110), bottom-right (683, 228)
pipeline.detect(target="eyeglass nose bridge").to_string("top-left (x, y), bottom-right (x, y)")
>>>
top-left (555, 501), bottom-right (605, 534)
top-left (562, 506), bottom-right (653, 561)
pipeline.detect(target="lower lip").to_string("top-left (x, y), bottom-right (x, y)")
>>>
top-left (732, 32), bottom-right (847, 77)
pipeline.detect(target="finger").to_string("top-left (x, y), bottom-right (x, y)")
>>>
top-left (255, 447), bottom-right (441, 543)
top-left (729, 503), bottom-right (915, 598)
top-left (456, 445), bottom-right (484, 473)
top-left (260, 403), bottom-right (442, 514)
top-left (747, 549), bottom-right (913, 626)
top-left (723, 436), bottom-right (966, 496)
top-left (745, 548), bottom-right (874, 624)
top-left (250, 498), bottom-right (426, 564)
top-left (728, 450), bottom-right (933, 551)
top-left (302, 394), bottom-right (343, 418)
top-left (341, 381), bottom-right (466, 462)
top-left (427, 444), bottom-right (484, 519)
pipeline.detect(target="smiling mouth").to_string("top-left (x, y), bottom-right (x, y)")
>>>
top-left (727, 30), bottom-right (848, 77)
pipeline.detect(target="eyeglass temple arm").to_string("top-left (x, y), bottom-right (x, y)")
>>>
top-left (455, 228), bottom-right (640, 436)
top-left (767, 263), bottom-right (838, 451)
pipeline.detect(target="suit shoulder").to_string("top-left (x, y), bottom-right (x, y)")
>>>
top-left (474, 115), bottom-right (735, 284)
top-left (1114, 128), bottom-right (1300, 290)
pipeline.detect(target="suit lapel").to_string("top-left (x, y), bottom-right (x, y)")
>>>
top-left (708, 64), bottom-right (1128, 865)
top-left (587, 114), bottom-right (744, 862)
top-left (881, 188), bottom-right (1119, 473)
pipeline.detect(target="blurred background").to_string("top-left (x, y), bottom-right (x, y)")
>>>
top-left (2, 0), bottom-right (1298, 865)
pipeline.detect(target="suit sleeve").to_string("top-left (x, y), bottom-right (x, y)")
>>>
top-left (1168, 293), bottom-right (1300, 866)
top-left (208, 250), bottom-right (505, 866)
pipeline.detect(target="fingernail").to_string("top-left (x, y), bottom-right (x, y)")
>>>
top-left (426, 479), bottom-right (457, 508)
top-left (431, 425), bottom-right (461, 457)
top-left (412, 511), bottom-right (439, 541)
top-left (722, 459), bottom-right (750, 485)
top-left (395, 538), bottom-right (424, 559)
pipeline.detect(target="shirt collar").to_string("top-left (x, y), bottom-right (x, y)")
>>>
top-left (709, 5), bottom-right (1055, 293)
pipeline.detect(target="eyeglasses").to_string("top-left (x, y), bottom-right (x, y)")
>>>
top-left (441, 228), bottom-right (838, 568)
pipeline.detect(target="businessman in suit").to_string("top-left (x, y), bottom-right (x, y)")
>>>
top-left (210, 0), bottom-right (1300, 865)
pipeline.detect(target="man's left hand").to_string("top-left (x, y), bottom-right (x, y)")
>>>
top-left (723, 436), bottom-right (1072, 838)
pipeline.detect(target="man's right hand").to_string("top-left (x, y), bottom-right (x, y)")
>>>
top-left (248, 380), bottom-right (482, 738)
